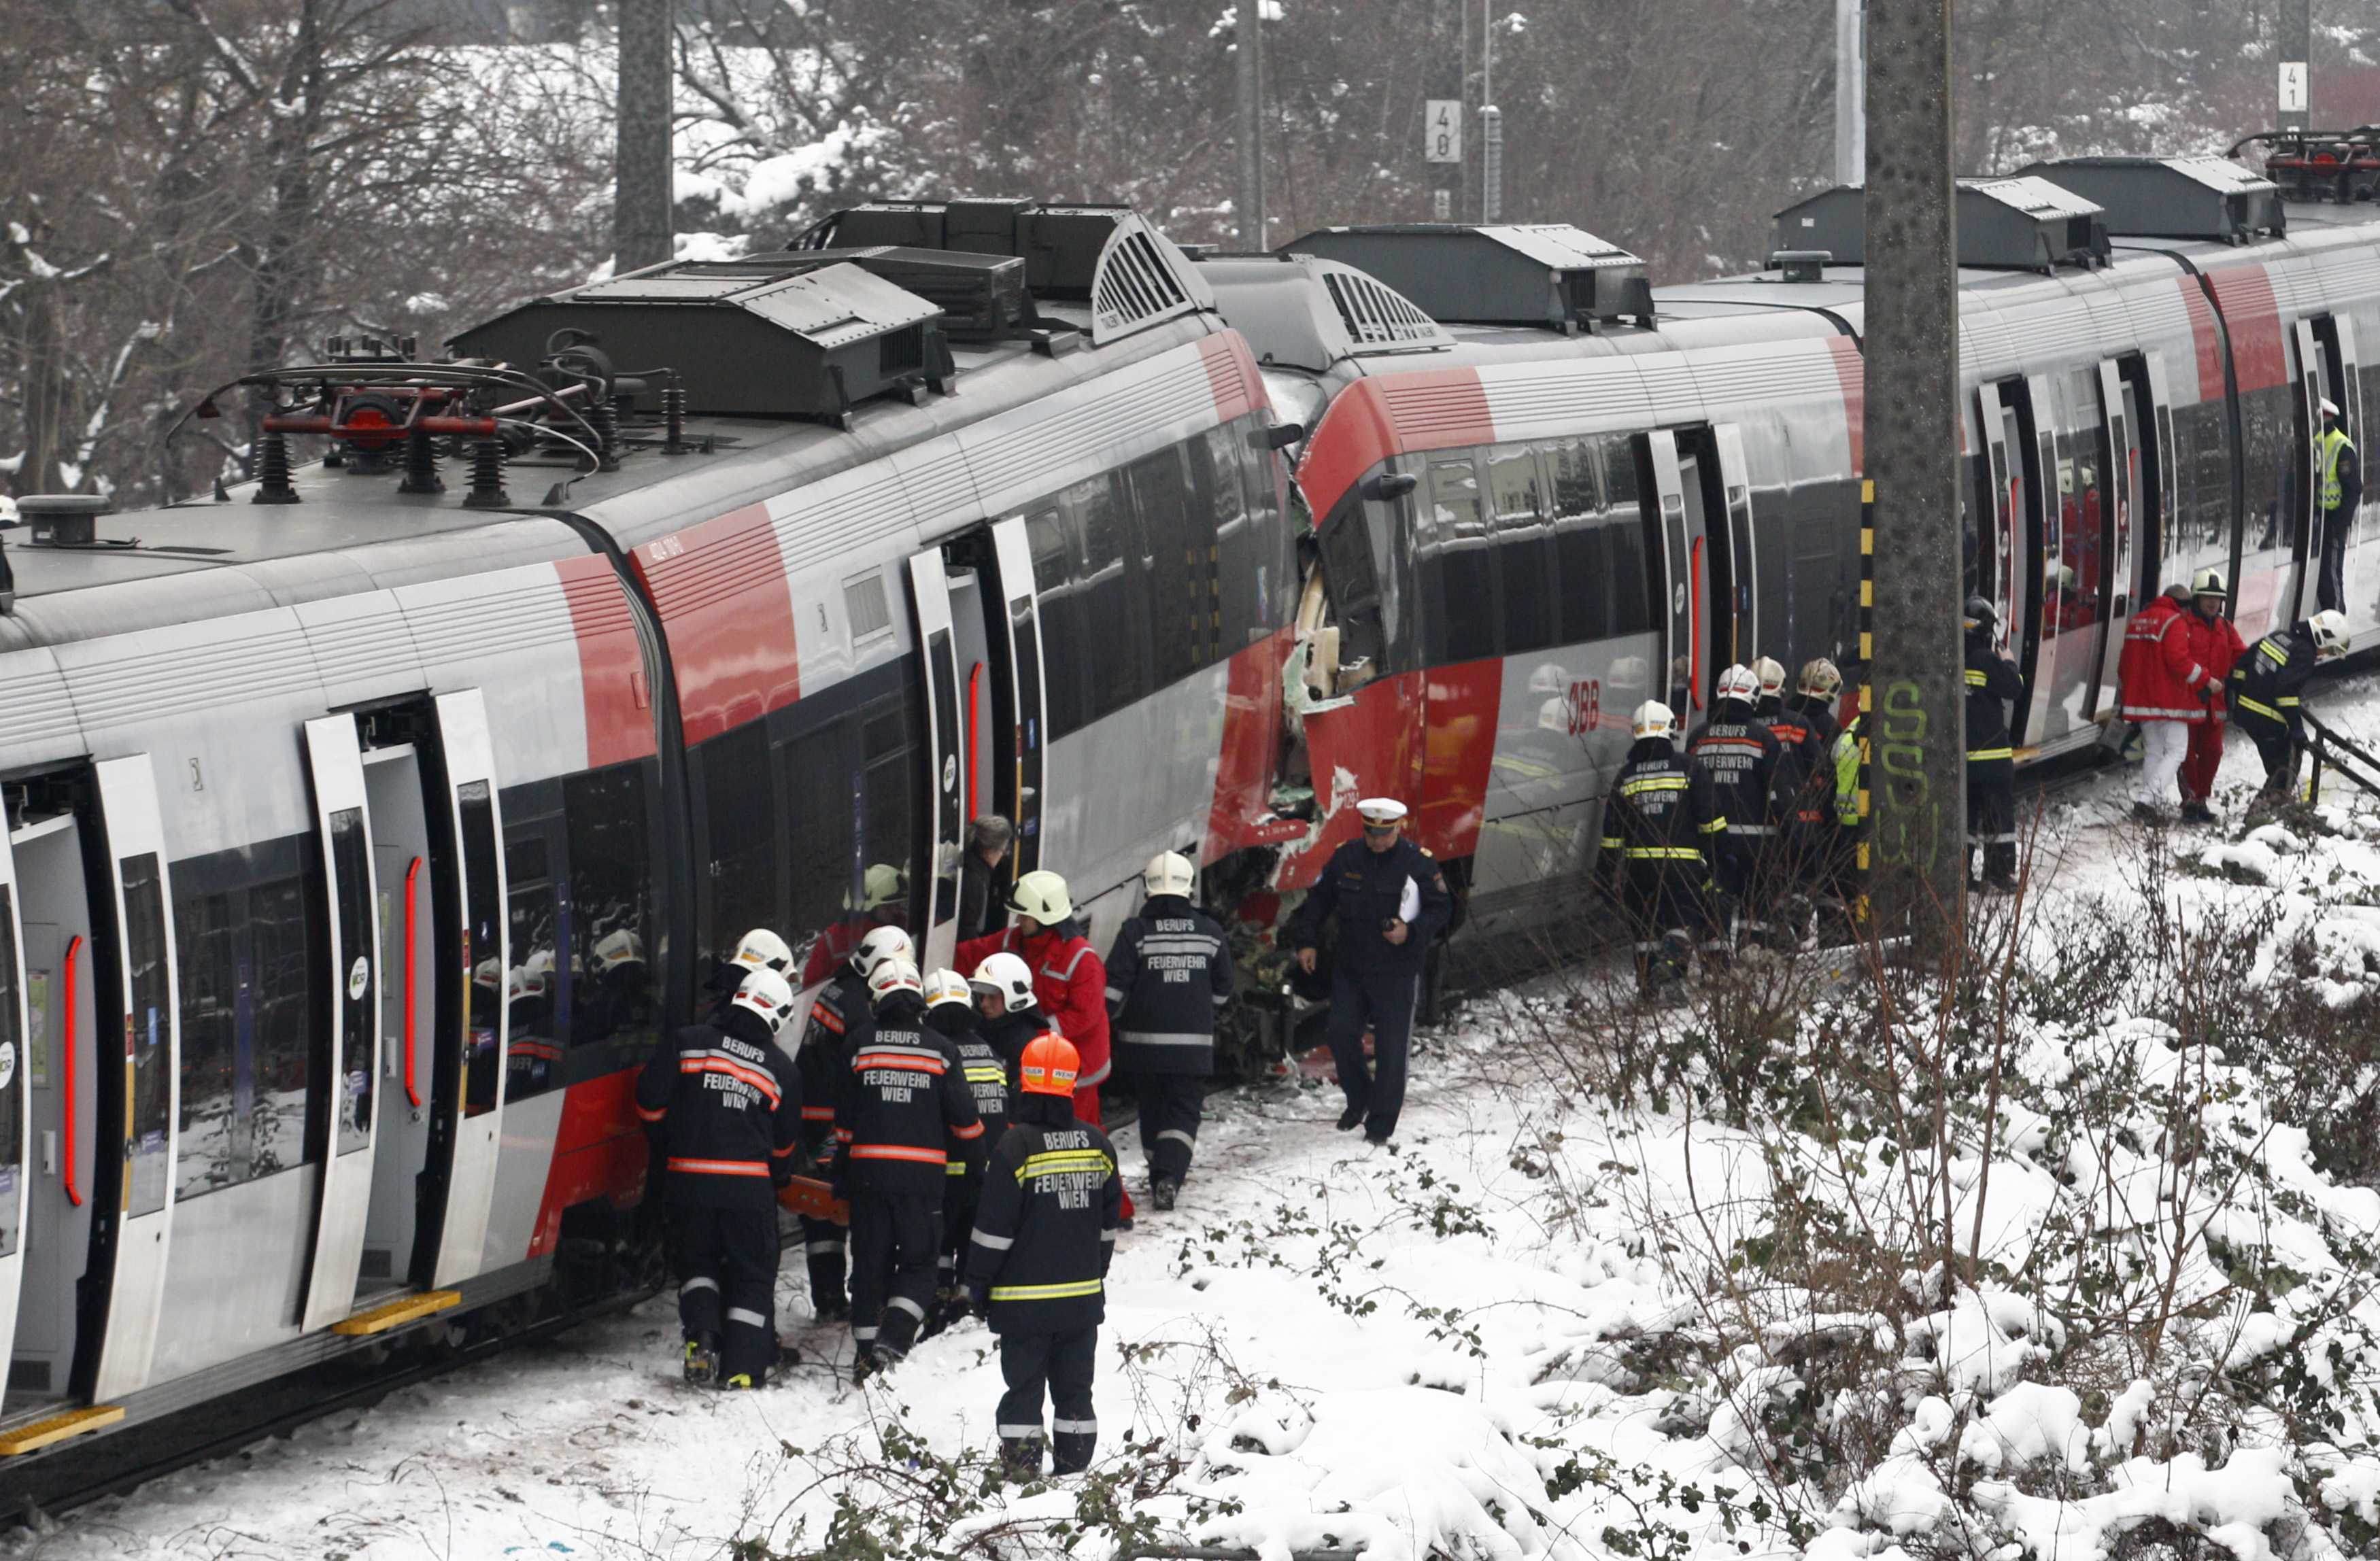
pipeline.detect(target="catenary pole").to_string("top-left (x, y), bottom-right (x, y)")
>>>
top-left (1236, 0), bottom-right (1266, 250)
top-left (614, 0), bottom-right (675, 273)
top-left (2279, 0), bottom-right (2311, 131)
top-left (1861, 0), bottom-right (1964, 953)
top-left (1835, 0), bottom-right (1865, 188)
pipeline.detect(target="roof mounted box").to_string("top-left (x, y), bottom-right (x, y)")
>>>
top-left (2226, 131), bottom-right (2375, 209)
top-left (1197, 253), bottom-right (1452, 372)
top-left (1771, 179), bottom-right (2111, 271)
top-left (452, 258), bottom-right (951, 424)
top-left (1280, 224), bottom-right (1652, 333)
top-left (2016, 156), bottom-right (2284, 243)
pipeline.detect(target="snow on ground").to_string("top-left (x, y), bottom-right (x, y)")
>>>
top-left (21, 675), bottom-right (2380, 1560)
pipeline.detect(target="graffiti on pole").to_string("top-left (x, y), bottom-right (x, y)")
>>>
top-left (1871, 678), bottom-right (1941, 874)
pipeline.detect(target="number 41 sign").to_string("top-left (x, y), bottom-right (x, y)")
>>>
top-left (1425, 99), bottom-right (1463, 163)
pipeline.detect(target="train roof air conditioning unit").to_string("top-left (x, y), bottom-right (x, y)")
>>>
top-left (1195, 253), bottom-right (1453, 371)
top-left (1278, 224), bottom-right (1653, 334)
top-left (1771, 179), bottom-right (2111, 272)
top-left (2016, 155), bottom-right (2284, 242)
top-left (451, 259), bottom-right (953, 425)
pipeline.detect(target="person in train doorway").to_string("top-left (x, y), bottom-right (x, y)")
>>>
top-left (1285, 797), bottom-right (1455, 1144)
top-left (1597, 700), bottom-right (1725, 999)
top-left (2317, 397), bottom-right (2362, 615)
top-left (1685, 665), bottom-right (1784, 957)
top-left (1105, 851), bottom-right (1234, 1211)
top-left (957, 870), bottom-right (1132, 1224)
top-left (2118, 583), bottom-right (2217, 825)
top-left (1963, 599), bottom-right (2026, 895)
top-left (921, 967), bottom-right (1009, 1334)
top-left (2179, 570), bottom-right (2247, 826)
top-left (2230, 609), bottom-right (2353, 810)
top-left (792, 923), bottom-right (913, 1323)
top-left (834, 957), bottom-right (984, 1379)
top-left (633, 965), bottom-right (804, 1389)
top-left (1752, 655), bottom-right (1832, 948)
top-left (959, 815), bottom-right (1018, 942)
top-left (963, 1033), bottom-right (1123, 1481)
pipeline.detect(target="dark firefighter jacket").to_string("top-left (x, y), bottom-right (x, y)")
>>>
top-left (1964, 636), bottom-right (2026, 760)
top-left (1598, 738), bottom-right (1724, 890)
top-left (2230, 625), bottom-right (2321, 739)
top-left (962, 1090), bottom-right (1123, 1335)
top-left (980, 1004), bottom-right (1058, 1075)
top-left (1685, 703), bottom-right (1782, 850)
top-left (935, 1012), bottom-right (1012, 1184)
top-left (1770, 694), bottom-right (1843, 826)
top-left (796, 965), bottom-right (871, 1159)
top-left (834, 992), bottom-right (984, 1195)
top-left (1285, 834), bottom-right (1453, 976)
top-left (634, 1010), bottom-right (803, 1210)
top-left (1105, 894), bottom-right (1234, 1076)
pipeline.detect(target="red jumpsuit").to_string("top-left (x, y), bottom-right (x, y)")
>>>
top-left (2181, 608), bottom-right (2246, 804)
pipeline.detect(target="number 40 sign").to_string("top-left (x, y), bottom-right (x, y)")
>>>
top-left (1425, 99), bottom-right (1463, 163)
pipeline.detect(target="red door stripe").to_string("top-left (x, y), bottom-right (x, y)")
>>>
top-left (633, 502), bottom-right (802, 746)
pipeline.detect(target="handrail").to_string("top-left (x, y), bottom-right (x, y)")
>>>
top-left (2304, 710), bottom-right (2380, 804)
top-left (61, 933), bottom-right (81, 1207)
top-left (403, 857), bottom-right (423, 1109)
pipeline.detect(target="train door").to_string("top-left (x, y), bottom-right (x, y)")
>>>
top-left (985, 519), bottom-right (1051, 880)
top-left (428, 691), bottom-right (507, 1289)
top-left (904, 552), bottom-right (968, 973)
top-left (1711, 426), bottom-right (1760, 667)
top-left (2287, 319), bottom-right (2327, 623)
top-left (2094, 358), bottom-right (2144, 717)
top-left (1986, 379), bottom-right (2050, 747)
top-left (945, 568), bottom-right (995, 848)
top-left (0, 829), bottom-right (28, 1390)
top-left (2306, 314), bottom-right (2364, 619)
top-left (1642, 432), bottom-right (1701, 714)
top-left (2033, 366), bottom-right (2117, 737)
top-left (296, 717), bottom-right (381, 1331)
top-left (357, 718), bottom-right (432, 1301)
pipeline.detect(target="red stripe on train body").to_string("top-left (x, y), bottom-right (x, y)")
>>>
top-left (634, 502), bottom-right (802, 745)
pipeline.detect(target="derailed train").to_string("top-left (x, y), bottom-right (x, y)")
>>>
top-left (0, 144), bottom-right (2373, 1466)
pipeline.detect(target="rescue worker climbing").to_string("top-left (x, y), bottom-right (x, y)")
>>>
top-left (964, 1033), bottom-right (1123, 1480)
top-left (1285, 797), bottom-right (1454, 1144)
top-left (2118, 582), bottom-right (2217, 823)
top-left (925, 967), bottom-right (1008, 1332)
top-left (1597, 700), bottom-right (1724, 997)
top-left (2179, 569), bottom-right (2246, 825)
top-left (794, 923), bottom-right (913, 1322)
top-left (834, 957), bottom-right (983, 1377)
top-left (634, 965), bottom-right (803, 1389)
top-left (1105, 851), bottom-right (1234, 1211)
top-left (1686, 664), bottom-right (1784, 951)
top-left (2317, 397), bottom-right (2362, 614)
top-left (1964, 598), bottom-right (2026, 893)
top-left (2229, 609), bottom-right (2352, 806)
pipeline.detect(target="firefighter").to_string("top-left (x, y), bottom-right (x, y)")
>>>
top-left (963, 1033), bottom-right (1123, 1480)
top-left (957, 871), bottom-right (1132, 1223)
top-left (1754, 655), bottom-right (1833, 945)
top-left (834, 957), bottom-right (983, 1377)
top-left (1786, 659), bottom-right (1847, 904)
top-left (2118, 583), bottom-right (2216, 823)
top-left (2229, 609), bottom-right (2352, 806)
top-left (793, 923), bottom-right (913, 1322)
top-left (972, 950), bottom-right (1058, 1068)
top-left (2180, 569), bottom-right (2247, 825)
top-left (1964, 598), bottom-right (2026, 893)
top-left (1686, 664), bottom-right (1784, 952)
top-left (1597, 700), bottom-right (1724, 997)
top-left (1104, 851), bottom-right (1234, 1210)
top-left (1285, 797), bottom-right (1454, 1144)
top-left (2317, 397), bottom-right (2362, 614)
top-left (924, 967), bottom-right (1009, 1331)
top-left (633, 965), bottom-right (803, 1389)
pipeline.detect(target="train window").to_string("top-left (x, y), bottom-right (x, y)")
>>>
top-left (1070, 470), bottom-right (1151, 721)
top-left (0, 889), bottom-right (18, 1256)
top-left (860, 696), bottom-right (917, 931)
top-left (1488, 446), bottom-right (1554, 655)
top-left (456, 782), bottom-right (501, 1120)
top-left (782, 710), bottom-right (861, 981)
top-left (1601, 436), bottom-right (1657, 636)
top-left (1542, 439), bottom-right (1610, 643)
top-left (326, 810), bottom-right (373, 1156)
top-left (1422, 453), bottom-right (1497, 664)
top-left (698, 724), bottom-right (779, 972)
top-left (565, 763), bottom-right (658, 1065)
top-left (1201, 424), bottom-right (1259, 653)
top-left (173, 842), bottom-right (320, 1199)
top-left (1129, 447), bottom-right (1203, 685)
top-left (1025, 506), bottom-right (1085, 739)
top-left (118, 852), bottom-right (173, 1216)
top-left (500, 819), bottom-right (563, 1102)
top-left (1315, 496), bottom-right (1389, 683)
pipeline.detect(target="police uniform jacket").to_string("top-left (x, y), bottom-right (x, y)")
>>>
top-left (1105, 895), bottom-right (1234, 1076)
top-left (633, 1010), bottom-right (802, 1210)
top-left (796, 965), bottom-right (870, 1160)
top-left (962, 1090), bottom-right (1123, 1335)
top-left (834, 992), bottom-right (984, 1195)
top-left (1774, 695), bottom-right (1843, 825)
top-left (1285, 833), bottom-right (1453, 976)
top-left (1963, 636), bottom-right (2025, 759)
top-left (2230, 626), bottom-right (2319, 738)
top-left (1599, 738), bottom-right (1724, 891)
top-left (1685, 703), bottom-right (1782, 850)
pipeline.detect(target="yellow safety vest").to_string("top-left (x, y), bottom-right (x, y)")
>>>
top-left (2319, 426), bottom-right (2353, 512)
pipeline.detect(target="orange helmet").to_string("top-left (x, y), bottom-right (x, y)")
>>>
top-left (1017, 1033), bottom-right (1081, 1097)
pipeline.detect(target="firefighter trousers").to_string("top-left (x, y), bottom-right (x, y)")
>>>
top-left (848, 1189), bottom-right (941, 1360)
top-left (998, 1326), bottom-right (1100, 1473)
top-left (2239, 712), bottom-right (2300, 800)
top-left (1323, 965), bottom-right (1421, 1139)
top-left (1965, 755), bottom-right (2016, 883)
top-left (664, 1203), bottom-right (781, 1382)
top-left (1129, 1072), bottom-right (1206, 1184)
top-left (940, 1169), bottom-right (981, 1291)
top-left (800, 1214), bottom-right (847, 1315)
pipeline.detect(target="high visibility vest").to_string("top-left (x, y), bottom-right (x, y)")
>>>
top-left (1832, 716), bottom-right (1863, 828)
top-left (2319, 426), bottom-right (2354, 513)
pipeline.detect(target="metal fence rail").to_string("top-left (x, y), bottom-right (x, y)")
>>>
top-left (2304, 710), bottom-right (2380, 804)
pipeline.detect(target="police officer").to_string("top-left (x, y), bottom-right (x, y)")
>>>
top-left (1686, 664), bottom-right (1784, 953)
top-left (964, 1033), bottom-right (1123, 1480)
top-left (2317, 398), bottom-right (2362, 613)
top-left (2230, 608), bottom-right (2352, 805)
top-left (633, 965), bottom-right (803, 1388)
top-left (834, 957), bottom-right (983, 1377)
top-left (1964, 598), bottom-right (2026, 893)
top-left (925, 967), bottom-right (1009, 1330)
top-left (793, 924), bottom-right (913, 1322)
top-left (1285, 798), bottom-right (1454, 1144)
top-left (1597, 700), bottom-right (1724, 997)
top-left (1105, 851), bottom-right (1234, 1211)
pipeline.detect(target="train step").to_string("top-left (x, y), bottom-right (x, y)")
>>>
top-left (331, 1289), bottom-right (462, 1337)
top-left (0, 1405), bottom-right (124, 1457)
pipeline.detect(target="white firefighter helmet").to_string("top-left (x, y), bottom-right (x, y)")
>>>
top-left (1797, 658), bottom-right (1842, 698)
top-left (729, 966), bottom-right (797, 1036)
top-left (1632, 700), bottom-right (1676, 742)
top-left (1008, 868), bottom-right (1073, 925)
top-left (867, 957), bottom-right (924, 1004)
top-left (922, 966), bottom-right (973, 1012)
top-left (729, 927), bottom-right (793, 974)
top-left (850, 925), bottom-right (915, 979)
top-left (1752, 656), bottom-right (1788, 698)
top-left (2191, 567), bottom-right (2228, 600)
top-left (1142, 851), bottom-right (1196, 899)
top-left (1527, 662), bottom-right (1571, 696)
top-left (594, 927), bottom-right (645, 972)
top-left (523, 947), bottom-right (558, 992)
top-left (2311, 608), bottom-right (2351, 659)
top-left (1716, 664), bottom-right (1760, 705)
top-left (843, 861), bottom-right (906, 914)
top-left (969, 950), bottom-right (1037, 1010)
top-left (1537, 695), bottom-right (1571, 734)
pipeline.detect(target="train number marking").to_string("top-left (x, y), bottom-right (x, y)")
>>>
top-left (648, 534), bottom-right (687, 563)
top-left (1564, 679), bottom-right (1603, 736)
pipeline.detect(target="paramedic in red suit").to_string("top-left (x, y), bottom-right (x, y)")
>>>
top-left (957, 868), bottom-right (1134, 1223)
